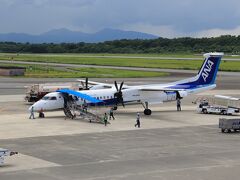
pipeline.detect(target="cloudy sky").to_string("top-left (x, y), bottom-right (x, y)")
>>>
top-left (1, 0), bottom-right (240, 38)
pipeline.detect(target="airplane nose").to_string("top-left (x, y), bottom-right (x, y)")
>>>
top-left (29, 101), bottom-right (40, 112)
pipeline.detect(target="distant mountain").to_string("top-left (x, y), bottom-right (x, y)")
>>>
top-left (0, 28), bottom-right (158, 43)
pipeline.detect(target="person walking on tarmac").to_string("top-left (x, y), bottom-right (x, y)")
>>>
top-left (29, 106), bottom-right (35, 119)
top-left (83, 100), bottom-right (88, 113)
top-left (109, 108), bottom-right (115, 120)
top-left (103, 113), bottom-right (108, 126)
top-left (135, 113), bottom-right (141, 128)
top-left (177, 98), bottom-right (181, 111)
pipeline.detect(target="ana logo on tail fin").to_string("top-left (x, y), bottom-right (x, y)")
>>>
top-left (197, 52), bottom-right (224, 85)
top-left (202, 59), bottom-right (214, 82)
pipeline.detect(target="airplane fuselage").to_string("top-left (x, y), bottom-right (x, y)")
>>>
top-left (31, 87), bottom-right (184, 112)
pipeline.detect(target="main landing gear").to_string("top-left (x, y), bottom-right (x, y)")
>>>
top-left (142, 102), bottom-right (152, 115)
top-left (144, 109), bottom-right (152, 115)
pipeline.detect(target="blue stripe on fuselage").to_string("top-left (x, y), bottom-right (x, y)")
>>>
top-left (88, 98), bottom-right (117, 106)
top-left (88, 98), bottom-right (136, 107)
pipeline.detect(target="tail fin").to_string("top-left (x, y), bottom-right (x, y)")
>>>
top-left (172, 52), bottom-right (224, 89)
top-left (195, 52), bottom-right (223, 85)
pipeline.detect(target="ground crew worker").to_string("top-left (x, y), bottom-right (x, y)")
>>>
top-left (177, 98), bottom-right (181, 111)
top-left (104, 113), bottom-right (108, 126)
top-left (109, 108), bottom-right (115, 120)
top-left (38, 108), bottom-right (45, 118)
top-left (29, 106), bottom-right (35, 119)
top-left (135, 113), bottom-right (140, 128)
top-left (83, 100), bottom-right (88, 113)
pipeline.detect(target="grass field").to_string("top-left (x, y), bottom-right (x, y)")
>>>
top-left (1, 52), bottom-right (239, 58)
top-left (0, 63), bottom-right (169, 78)
top-left (0, 53), bottom-right (240, 72)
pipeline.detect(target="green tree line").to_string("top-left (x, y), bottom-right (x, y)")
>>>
top-left (1, 35), bottom-right (240, 54)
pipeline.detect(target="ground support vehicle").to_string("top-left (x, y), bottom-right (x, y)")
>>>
top-left (25, 83), bottom-right (80, 102)
top-left (197, 104), bottom-right (239, 115)
top-left (219, 118), bottom-right (240, 133)
top-left (195, 95), bottom-right (240, 115)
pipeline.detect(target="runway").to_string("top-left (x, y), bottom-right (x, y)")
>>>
top-left (2, 54), bottom-right (240, 61)
top-left (0, 71), bottom-right (240, 95)
top-left (1, 60), bottom-right (240, 78)
top-left (0, 74), bottom-right (240, 179)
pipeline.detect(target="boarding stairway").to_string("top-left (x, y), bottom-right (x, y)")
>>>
top-left (62, 94), bottom-right (104, 123)
top-left (75, 106), bottom-right (104, 123)
top-left (63, 94), bottom-right (76, 119)
top-left (63, 104), bottom-right (75, 119)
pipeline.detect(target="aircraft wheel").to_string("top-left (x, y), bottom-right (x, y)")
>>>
top-left (222, 110), bottom-right (227, 115)
top-left (113, 106), bottom-right (118, 110)
top-left (144, 109), bottom-right (152, 115)
top-left (203, 109), bottom-right (207, 114)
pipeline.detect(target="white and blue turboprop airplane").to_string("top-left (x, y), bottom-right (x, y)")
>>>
top-left (30, 52), bottom-right (224, 116)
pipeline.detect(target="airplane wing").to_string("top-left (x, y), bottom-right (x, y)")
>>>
top-left (136, 86), bottom-right (188, 98)
top-left (57, 89), bottom-right (103, 103)
top-left (139, 87), bottom-right (186, 91)
top-left (77, 79), bottom-right (130, 89)
top-left (136, 84), bottom-right (186, 92)
top-left (77, 79), bottom-right (113, 88)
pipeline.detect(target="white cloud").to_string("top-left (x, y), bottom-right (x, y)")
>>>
top-left (195, 26), bottom-right (240, 37)
top-left (0, 0), bottom-right (97, 7)
top-left (1, 0), bottom-right (240, 37)
top-left (120, 23), bottom-right (186, 38)
top-left (121, 23), bottom-right (240, 38)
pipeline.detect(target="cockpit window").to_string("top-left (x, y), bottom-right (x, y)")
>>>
top-left (42, 96), bottom-right (50, 100)
top-left (42, 96), bottom-right (57, 100)
top-left (50, 97), bottom-right (57, 100)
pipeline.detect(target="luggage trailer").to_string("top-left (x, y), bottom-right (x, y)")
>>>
top-left (219, 118), bottom-right (240, 133)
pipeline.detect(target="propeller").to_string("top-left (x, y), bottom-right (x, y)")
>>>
top-left (80, 78), bottom-right (89, 90)
top-left (114, 81), bottom-right (125, 107)
top-left (85, 77), bottom-right (89, 90)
